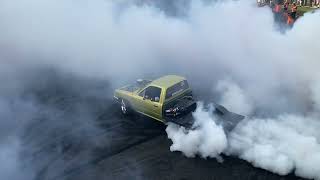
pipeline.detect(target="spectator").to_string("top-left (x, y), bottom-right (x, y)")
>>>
top-left (302, 0), bottom-right (307, 6)
top-left (291, 3), bottom-right (298, 19)
top-left (257, 0), bottom-right (266, 6)
top-left (284, 1), bottom-right (289, 11)
top-left (274, 3), bottom-right (281, 12)
top-left (287, 13), bottom-right (294, 25)
top-left (270, 0), bottom-right (274, 7)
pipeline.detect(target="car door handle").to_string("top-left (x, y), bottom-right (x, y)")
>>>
top-left (153, 105), bottom-right (158, 107)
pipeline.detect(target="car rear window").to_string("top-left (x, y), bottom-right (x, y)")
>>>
top-left (165, 80), bottom-right (189, 99)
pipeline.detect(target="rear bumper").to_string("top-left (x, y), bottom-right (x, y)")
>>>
top-left (165, 103), bottom-right (245, 132)
top-left (165, 113), bottom-right (195, 129)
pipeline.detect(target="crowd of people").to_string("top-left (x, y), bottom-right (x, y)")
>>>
top-left (257, 0), bottom-right (317, 25)
top-left (258, 0), bottom-right (320, 7)
top-left (267, 0), bottom-right (298, 25)
top-left (295, 0), bottom-right (320, 7)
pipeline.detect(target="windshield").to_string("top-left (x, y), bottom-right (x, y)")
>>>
top-left (165, 80), bottom-right (189, 99)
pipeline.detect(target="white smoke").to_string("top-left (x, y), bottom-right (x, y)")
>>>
top-left (228, 115), bottom-right (320, 179)
top-left (1, 0), bottom-right (320, 179)
top-left (167, 79), bottom-right (320, 179)
top-left (220, 78), bottom-right (320, 180)
top-left (311, 77), bottom-right (320, 112)
top-left (166, 103), bottom-right (227, 159)
top-left (216, 79), bottom-right (253, 115)
top-left (166, 79), bottom-right (251, 159)
top-left (213, 65), bottom-right (320, 180)
top-left (0, 137), bottom-right (34, 180)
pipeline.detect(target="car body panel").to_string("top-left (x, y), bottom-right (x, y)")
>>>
top-left (149, 75), bottom-right (186, 89)
top-left (114, 75), bottom-right (245, 131)
top-left (114, 75), bottom-right (192, 122)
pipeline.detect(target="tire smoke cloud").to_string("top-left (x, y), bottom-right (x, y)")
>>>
top-left (1, 0), bottom-right (320, 179)
top-left (167, 79), bottom-right (320, 179)
top-left (166, 103), bottom-right (227, 159)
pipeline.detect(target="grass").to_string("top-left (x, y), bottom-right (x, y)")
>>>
top-left (297, 6), bottom-right (318, 16)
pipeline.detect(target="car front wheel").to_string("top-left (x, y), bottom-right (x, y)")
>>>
top-left (121, 99), bottom-right (129, 115)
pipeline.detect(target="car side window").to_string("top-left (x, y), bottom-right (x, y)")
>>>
top-left (166, 80), bottom-right (189, 99)
top-left (140, 86), bottom-right (161, 102)
top-left (139, 89), bottom-right (145, 97)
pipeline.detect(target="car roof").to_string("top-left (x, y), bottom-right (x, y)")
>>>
top-left (150, 75), bottom-right (186, 89)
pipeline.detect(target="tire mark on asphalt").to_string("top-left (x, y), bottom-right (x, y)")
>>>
top-left (48, 133), bottom-right (162, 180)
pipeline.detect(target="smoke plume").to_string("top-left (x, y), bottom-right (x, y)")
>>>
top-left (167, 79), bottom-right (320, 179)
top-left (1, 0), bottom-right (320, 179)
top-left (166, 103), bottom-right (227, 159)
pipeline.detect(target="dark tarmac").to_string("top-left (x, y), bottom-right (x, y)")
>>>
top-left (18, 71), bottom-right (305, 180)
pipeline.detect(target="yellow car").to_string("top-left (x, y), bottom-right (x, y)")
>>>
top-left (114, 75), bottom-right (244, 130)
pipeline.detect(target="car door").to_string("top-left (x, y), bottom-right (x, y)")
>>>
top-left (139, 86), bottom-right (163, 120)
top-left (129, 91), bottom-right (145, 114)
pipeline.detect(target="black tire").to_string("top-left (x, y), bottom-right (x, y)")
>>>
top-left (120, 99), bottom-right (131, 115)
